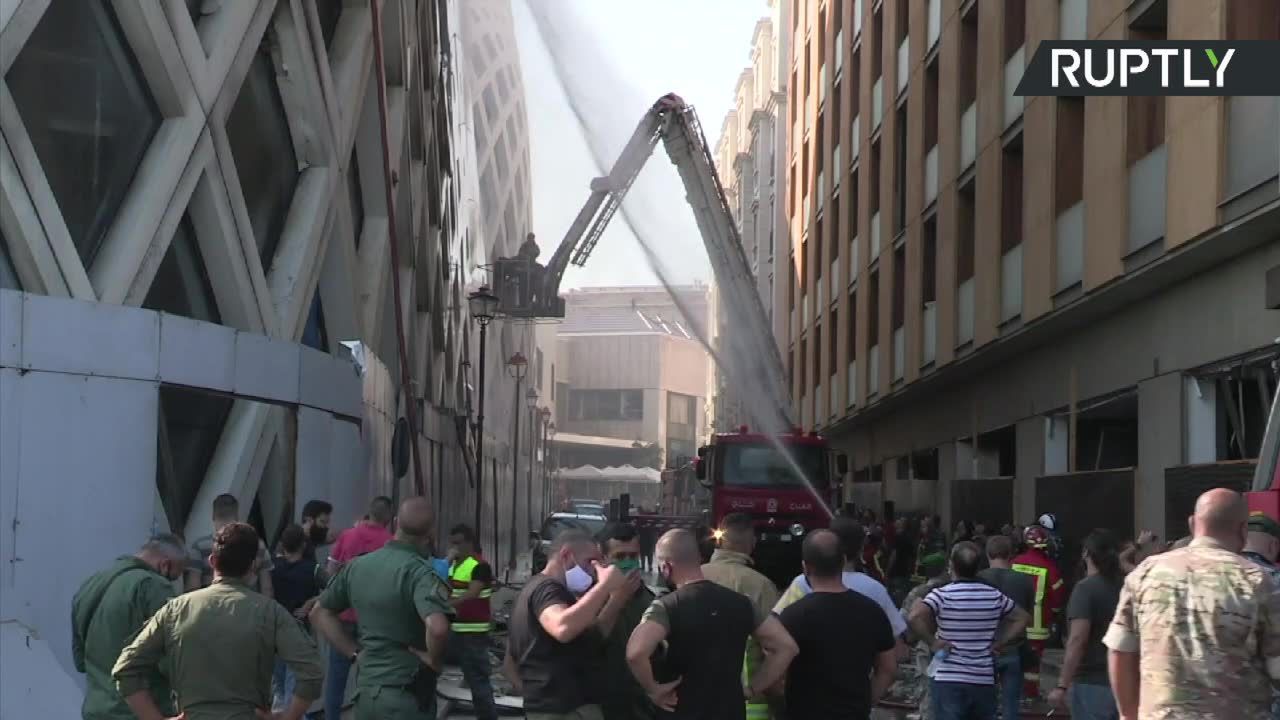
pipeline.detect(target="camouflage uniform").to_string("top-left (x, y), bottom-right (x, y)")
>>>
top-left (1243, 549), bottom-right (1280, 720)
top-left (1103, 537), bottom-right (1280, 720)
top-left (901, 574), bottom-right (952, 720)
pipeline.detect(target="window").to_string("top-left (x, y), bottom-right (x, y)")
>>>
top-left (144, 215), bottom-right (222, 324)
top-left (829, 308), bottom-right (840, 369)
top-left (892, 246), bottom-right (905, 329)
top-left (870, 139), bottom-right (881, 226)
top-left (6, 0), bottom-right (162, 268)
top-left (924, 60), bottom-right (939, 148)
top-left (227, 36), bottom-right (300, 273)
top-left (1127, 4), bottom-right (1167, 165)
top-left (922, 217), bottom-right (937, 304)
top-left (894, 104), bottom-right (908, 233)
top-left (155, 386), bottom-right (234, 532)
top-left (872, 7), bottom-right (884, 78)
top-left (813, 324), bottom-right (823, 382)
top-left (958, 5), bottom-right (978, 109)
top-left (846, 292), bottom-right (858, 360)
top-left (536, 349), bottom-right (545, 391)
top-left (1002, 136), bottom-right (1024, 251)
top-left (301, 292), bottom-right (328, 352)
top-left (1, 233), bottom-right (21, 291)
top-left (1055, 98), bottom-right (1085, 213)
top-left (570, 389), bottom-right (644, 421)
top-left (1005, 0), bottom-right (1026, 60)
top-left (957, 181), bottom-right (976, 282)
top-left (867, 270), bottom-right (880, 344)
top-left (348, 150), bottom-right (364, 248)
top-left (896, 0), bottom-right (909, 44)
top-left (668, 392), bottom-right (696, 427)
top-left (799, 338), bottom-right (807, 388)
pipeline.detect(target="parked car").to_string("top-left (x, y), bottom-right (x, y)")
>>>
top-left (568, 498), bottom-right (607, 516)
top-left (534, 512), bottom-right (608, 574)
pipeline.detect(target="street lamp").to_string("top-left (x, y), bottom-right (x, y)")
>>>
top-left (506, 351), bottom-right (529, 573)
top-left (546, 421), bottom-right (557, 514)
top-left (467, 286), bottom-right (499, 545)
top-left (539, 407), bottom-right (553, 520)
top-left (525, 387), bottom-right (540, 537)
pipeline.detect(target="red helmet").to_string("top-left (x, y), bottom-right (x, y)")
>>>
top-left (1024, 525), bottom-right (1051, 549)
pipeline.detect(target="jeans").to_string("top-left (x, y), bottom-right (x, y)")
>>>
top-left (993, 652), bottom-right (1022, 720)
top-left (932, 680), bottom-right (997, 720)
top-left (1069, 683), bottom-right (1119, 720)
top-left (325, 621), bottom-right (358, 720)
top-left (273, 658), bottom-right (296, 711)
top-left (446, 631), bottom-right (497, 720)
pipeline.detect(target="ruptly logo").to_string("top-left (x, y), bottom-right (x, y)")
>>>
top-left (1016, 41), bottom-right (1279, 96)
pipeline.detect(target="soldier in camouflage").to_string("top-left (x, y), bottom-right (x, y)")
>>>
top-left (900, 572), bottom-right (952, 720)
top-left (1104, 489), bottom-right (1280, 720)
top-left (1243, 511), bottom-right (1280, 720)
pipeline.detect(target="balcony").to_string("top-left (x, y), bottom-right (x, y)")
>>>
top-left (1127, 144), bottom-right (1167, 253)
top-left (924, 144), bottom-right (939, 205)
top-left (1055, 201), bottom-right (1084, 291)
top-left (922, 301), bottom-right (937, 366)
top-left (1004, 46), bottom-right (1026, 130)
top-left (847, 359), bottom-right (859, 406)
top-left (901, 37), bottom-right (911, 92)
top-left (870, 211), bottom-right (882, 260)
top-left (850, 236), bottom-right (861, 281)
top-left (868, 344), bottom-right (880, 396)
top-left (1000, 244), bottom-right (1023, 322)
top-left (960, 102), bottom-right (977, 170)
top-left (850, 116), bottom-right (860, 162)
top-left (830, 376), bottom-right (839, 419)
top-left (830, 258), bottom-right (840, 297)
top-left (872, 76), bottom-right (884, 128)
top-left (957, 277), bottom-right (975, 345)
top-left (892, 326), bottom-right (905, 380)
top-left (927, 0), bottom-right (941, 48)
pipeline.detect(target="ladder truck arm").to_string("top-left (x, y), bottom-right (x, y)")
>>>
top-left (493, 94), bottom-right (796, 430)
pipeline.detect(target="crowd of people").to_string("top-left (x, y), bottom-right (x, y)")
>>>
top-left (67, 485), bottom-right (1280, 720)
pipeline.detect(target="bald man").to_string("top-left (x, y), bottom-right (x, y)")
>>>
top-left (1104, 489), bottom-right (1280, 720)
top-left (626, 529), bottom-right (797, 719)
top-left (312, 497), bottom-right (453, 719)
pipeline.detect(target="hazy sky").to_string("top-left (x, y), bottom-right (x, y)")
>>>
top-left (514, 0), bottom-right (769, 289)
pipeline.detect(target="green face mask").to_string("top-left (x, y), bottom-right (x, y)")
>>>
top-left (614, 558), bottom-right (641, 574)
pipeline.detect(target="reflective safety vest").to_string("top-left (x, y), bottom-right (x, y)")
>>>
top-left (449, 556), bottom-right (493, 633)
top-left (742, 641), bottom-right (770, 720)
top-left (1011, 550), bottom-right (1064, 642)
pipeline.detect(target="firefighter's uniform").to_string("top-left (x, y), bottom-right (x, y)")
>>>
top-left (1011, 529), bottom-right (1065, 699)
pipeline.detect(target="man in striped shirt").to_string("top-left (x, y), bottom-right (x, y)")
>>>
top-left (908, 541), bottom-right (1029, 720)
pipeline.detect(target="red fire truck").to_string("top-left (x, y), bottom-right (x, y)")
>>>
top-left (1245, 386), bottom-right (1280, 520)
top-left (636, 426), bottom-right (848, 588)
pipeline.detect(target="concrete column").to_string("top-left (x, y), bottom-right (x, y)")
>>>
top-left (1138, 374), bottom-right (1184, 536)
top-left (1184, 376), bottom-right (1216, 465)
top-left (938, 441), bottom-right (958, 530)
top-left (1044, 416), bottom-right (1069, 475)
top-left (1015, 417), bottom-right (1044, 524)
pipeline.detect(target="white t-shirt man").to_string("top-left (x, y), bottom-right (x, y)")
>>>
top-left (773, 570), bottom-right (908, 637)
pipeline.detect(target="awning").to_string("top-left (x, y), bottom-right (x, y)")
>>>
top-left (559, 464), bottom-right (662, 484)
top-left (552, 432), bottom-right (645, 449)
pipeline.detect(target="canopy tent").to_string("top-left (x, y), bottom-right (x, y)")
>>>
top-left (558, 464), bottom-right (662, 483)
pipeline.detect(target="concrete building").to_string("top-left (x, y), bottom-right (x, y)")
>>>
top-left (554, 286), bottom-right (712, 481)
top-left (0, 1), bottom-right (548, 711)
top-left (784, 0), bottom-right (1280, 540)
top-left (712, 2), bottom-right (791, 432)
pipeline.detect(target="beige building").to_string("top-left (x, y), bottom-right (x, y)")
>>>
top-left (555, 286), bottom-right (712, 470)
top-left (713, 5), bottom-right (790, 431)
top-left (785, 0), bottom-right (1279, 538)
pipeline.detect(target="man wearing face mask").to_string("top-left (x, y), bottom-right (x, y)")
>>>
top-left (597, 522), bottom-right (660, 720)
top-left (505, 528), bottom-right (637, 720)
top-left (72, 533), bottom-right (187, 720)
top-left (626, 529), bottom-right (798, 719)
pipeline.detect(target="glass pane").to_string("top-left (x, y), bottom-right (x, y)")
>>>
top-left (301, 291), bottom-right (329, 352)
top-left (155, 386), bottom-right (233, 532)
top-left (144, 215), bottom-right (221, 324)
top-left (6, 1), bottom-right (162, 267)
top-left (0, 231), bottom-right (20, 290)
top-left (226, 40), bottom-right (299, 274)
top-left (347, 150), bottom-right (364, 248)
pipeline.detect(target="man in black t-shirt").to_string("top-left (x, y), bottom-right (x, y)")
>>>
top-left (625, 529), bottom-right (798, 720)
top-left (505, 528), bottom-right (637, 720)
top-left (778, 529), bottom-right (897, 720)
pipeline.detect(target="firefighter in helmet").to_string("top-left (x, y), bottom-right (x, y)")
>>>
top-left (1011, 524), bottom-right (1065, 701)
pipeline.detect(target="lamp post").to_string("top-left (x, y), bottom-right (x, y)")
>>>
top-left (525, 388), bottom-right (540, 537)
top-left (539, 407), bottom-right (553, 520)
top-left (506, 351), bottom-right (529, 572)
top-left (467, 286), bottom-right (498, 547)
top-left (546, 421), bottom-right (557, 514)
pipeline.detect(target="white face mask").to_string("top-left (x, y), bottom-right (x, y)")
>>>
top-left (564, 560), bottom-right (595, 595)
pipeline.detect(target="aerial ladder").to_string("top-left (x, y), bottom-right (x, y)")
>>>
top-left (491, 94), bottom-right (795, 432)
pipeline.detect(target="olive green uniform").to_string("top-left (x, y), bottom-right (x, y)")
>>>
top-left (112, 578), bottom-right (322, 720)
top-left (72, 556), bottom-right (177, 720)
top-left (317, 539), bottom-right (453, 720)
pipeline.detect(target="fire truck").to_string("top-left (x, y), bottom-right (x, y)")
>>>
top-left (489, 94), bottom-right (848, 586)
top-left (1244, 382), bottom-right (1280, 519)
